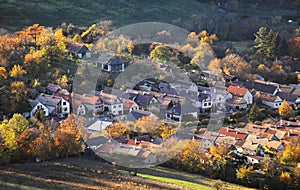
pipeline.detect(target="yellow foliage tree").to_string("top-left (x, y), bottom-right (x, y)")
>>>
top-left (10, 65), bottom-right (27, 79)
top-left (278, 100), bottom-right (293, 119)
top-left (0, 66), bottom-right (7, 82)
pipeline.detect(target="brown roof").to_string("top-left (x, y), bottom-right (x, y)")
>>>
top-left (253, 91), bottom-right (280, 102)
top-left (73, 93), bottom-right (101, 105)
top-left (227, 85), bottom-right (249, 97)
top-left (265, 141), bottom-right (283, 150)
top-left (226, 96), bottom-right (247, 104)
top-left (99, 92), bottom-right (121, 105)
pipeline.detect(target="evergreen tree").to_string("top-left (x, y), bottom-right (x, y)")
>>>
top-left (248, 103), bottom-right (262, 122)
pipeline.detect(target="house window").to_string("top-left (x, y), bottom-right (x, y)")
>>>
top-left (64, 108), bottom-right (67, 111)
top-left (204, 103), bottom-right (207, 106)
top-left (113, 105), bottom-right (116, 108)
top-left (63, 102), bottom-right (66, 105)
top-left (219, 97), bottom-right (222, 101)
top-left (275, 103), bottom-right (278, 106)
top-left (118, 105), bottom-right (121, 108)
top-left (208, 102), bottom-right (211, 106)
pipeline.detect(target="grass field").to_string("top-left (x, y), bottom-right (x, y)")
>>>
top-left (0, 0), bottom-right (209, 31)
top-left (0, 157), bottom-right (256, 190)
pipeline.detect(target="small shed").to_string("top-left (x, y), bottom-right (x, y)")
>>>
top-left (96, 54), bottom-right (124, 72)
top-left (67, 42), bottom-right (91, 59)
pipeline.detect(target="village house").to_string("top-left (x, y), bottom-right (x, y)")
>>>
top-left (29, 99), bottom-right (50, 117)
top-left (36, 93), bottom-right (70, 116)
top-left (86, 118), bottom-right (114, 133)
top-left (196, 92), bottom-right (212, 112)
top-left (253, 91), bottom-right (282, 108)
top-left (72, 100), bottom-right (87, 116)
top-left (96, 54), bottom-right (125, 72)
top-left (67, 42), bottom-right (91, 59)
top-left (166, 104), bottom-right (198, 122)
top-left (46, 83), bottom-right (61, 95)
top-left (226, 96), bottom-right (247, 110)
top-left (276, 91), bottom-right (300, 108)
top-left (226, 85), bottom-right (253, 105)
top-left (243, 80), bottom-right (281, 95)
top-left (99, 92), bottom-right (124, 115)
top-left (72, 93), bottom-right (103, 116)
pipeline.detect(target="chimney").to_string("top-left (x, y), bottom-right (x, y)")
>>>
top-left (134, 138), bottom-right (137, 144)
top-left (288, 121), bottom-right (290, 126)
top-left (280, 119), bottom-right (283, 126)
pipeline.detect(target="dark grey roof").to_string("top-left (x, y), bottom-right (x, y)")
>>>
top-left (46, 83), bottom-right (61, 93)
top-left (67, 42), bottom-right (89, 54)
top-left (37, 94), bottom-right (61, 107)
top-left (243, 81), bottom-right (278, 94)
top-left (198, 93), bottom-right (211, 101)
top-left (127, 110), bottom-right (151, 122)
top-left (102, 87), bottom-right (129, 99)
top-left (276, 92), bottom-right (299, 102)
top-left (86, 136), bottom-right (107, 147)
top-left (160, 87), bottom-right (178, 96)
top-left (134, 94), bottom-right (154, 106)
top-left (169, 104), bottom-right (198, 115)
top-left (29, 99), bottom-right (39, 108)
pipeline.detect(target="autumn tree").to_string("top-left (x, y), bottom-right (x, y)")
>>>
top-left (278, 100), bottom-right (293, 119)
top-left (105, 122), bottom-right (131, 139)
top-left (0, 67), bottom-right (7, 82)
top-left (278, 140), bottom-right (300, 165)
top-left (56, 74), bottom-right (68, 88)
top-left (10, 81), bottom-right (31, 114)
top-left (280, 171), bottom-right (291, 190)
top-left (236, 165), bottom-right (257, 185)
top-left (190, 43), bottom-right (214, 68)
top-left (9, 64), bottom-right (27, 79)
top-left (169, 140), bottom-right (205, 173)
top-left (150, 44), bottom-right (173, 62)
top-left (220, 53), bottom-right (252, 80)
top-left (54, 114), bottom-right (82, 158)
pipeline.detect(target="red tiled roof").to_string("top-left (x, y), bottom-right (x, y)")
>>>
top-left (227, 86), bottom-right (248, 97)
top-left (219, 127), bottom-right (248, 140)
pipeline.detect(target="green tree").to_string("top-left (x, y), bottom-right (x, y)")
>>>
top-left (8, 113), bottom-right (29, 136)
top-left (248, 103), bottom-right (263, 122)
top-left (150, 44), bottom-right (173, 62)
top-left (236, 165), bottom-right (256, 184)
top-left (10, 81), bottom-right (31, 114)
top-left (254, 27), bottom-right (284, 59)
top-left (278, 100), bottom-right (293, 119)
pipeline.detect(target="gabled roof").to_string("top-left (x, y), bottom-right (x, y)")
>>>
top-left (86, 136), bottom-right (107, 147)
top-left (226, 96), bottom-right (247, 105)
top-left (276, 91), bottom-right (299, 102)
top-left (99, 92), bottom-right (122, 105)
top-left (198, 93), bottom-right (211, 102)
top-left (46, 83), bottom-right (61, 93)
top-left (243, 81), bottom-right (278, 94)
top-left (253, 91), bottom-right (281, 102)
top-left (169, 104), bottom-right (198, 115)
top-left (29, 99), bottom-right (40, 108)
top-left (134, 93), bottom-right (154, 107)
top-left (37, 94), bottom-right (62, 107)
top-left (127, 110), bottom-right (152, 122)
top-left (67, 42), bottom-right (89, 54)
top-left (121, 98), bottom-right (138, 108)
top-left (227, 85), bottom-right (249, 97)
top-left (265, 140), bottom-right (283, 150)
top-left (218, 127), bottom-right (248, 140)
top-left (160, 87), bottom-right (178, 96)
top-left (73, 93), bottom-right (101, 105)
